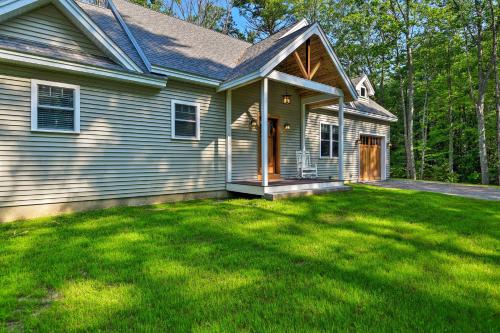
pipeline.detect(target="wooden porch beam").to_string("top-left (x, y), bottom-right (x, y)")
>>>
top-left (307, 98), bottom-right (338, 109)
top-left (306, 38), bottom-right (311, 78)
top-left (293, 51), bottom-right (308, 79)
top-left (309, 60), bottom-right (321, 80)
top-left (267, 71), bottom-right (344, 97)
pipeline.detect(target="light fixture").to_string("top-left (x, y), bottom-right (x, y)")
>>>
top-left (284, 123), bottom-right (291, 130)
top-left (282, 92), bottom-right (291, 105)
top-left (250, 118), bottom-right (258, 129)
top-left (387, 142), bottom-right (393, 148)
top-left (355, 139), bottom-right (360, 144)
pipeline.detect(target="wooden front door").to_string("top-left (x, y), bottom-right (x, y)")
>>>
top-left (360, 136), bottom-right (382, 181)
top-left (258, 118), bottom-right (280, 179)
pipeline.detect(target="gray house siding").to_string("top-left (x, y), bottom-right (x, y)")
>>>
top-left (0, 64), bottom-right (226, 210)
top-left (0, 4), bottom-right (105, 57)
top-left (305, 108), bottom-right (391, 181)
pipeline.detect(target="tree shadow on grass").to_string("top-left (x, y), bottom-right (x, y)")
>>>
top-left (1, 187), bottom-right (499, 332)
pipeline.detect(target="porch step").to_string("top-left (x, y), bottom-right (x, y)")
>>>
top-left (263, 185), bottom-right (352, 200)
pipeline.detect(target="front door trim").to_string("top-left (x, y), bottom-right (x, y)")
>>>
top-left (258, 116), bottom-right (281, 179)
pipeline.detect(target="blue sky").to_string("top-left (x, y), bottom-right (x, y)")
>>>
top-left (231, 6), bottom-right (248, 32)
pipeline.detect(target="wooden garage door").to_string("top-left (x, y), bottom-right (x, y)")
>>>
top-left (360, 136), bottom-right (381, 181)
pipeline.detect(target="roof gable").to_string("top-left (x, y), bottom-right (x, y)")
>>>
top-left (0, 0), bottom-right (142, 72)
top-left (0, 4), bottom-right (105, 56)
top-left (352, 74), bottom-right (375, 96)
top-left (220, 23), bottom-right (358, 101)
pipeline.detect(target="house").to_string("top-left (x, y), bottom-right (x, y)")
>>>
top-left (0, 0), bottom-right (397, 222)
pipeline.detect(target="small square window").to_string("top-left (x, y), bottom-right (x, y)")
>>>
top-left (31, 80), bottom-right (80, 133)
top-left (360, 86), bottom-right (367, 98)
top-left (171, 100), bottom-right (200, 140)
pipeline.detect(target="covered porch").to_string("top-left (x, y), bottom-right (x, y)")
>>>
top-left (220, 27), bottom-right (358, 198)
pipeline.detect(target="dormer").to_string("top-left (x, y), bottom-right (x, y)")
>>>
top-left (352, 74), bottom-right (375, 101)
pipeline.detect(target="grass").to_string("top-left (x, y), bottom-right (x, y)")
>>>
top-left (0, 185), bottom-right (499, 332)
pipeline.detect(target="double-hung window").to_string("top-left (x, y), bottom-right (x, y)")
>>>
top-left (171, 100), bottom-right (200, 140)
top-left (320, 123), bottom-right (339, 158)
top-left (31, 80), bottom-right (80, 133)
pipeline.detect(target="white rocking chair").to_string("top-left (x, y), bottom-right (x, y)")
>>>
top-left (296, 150), bottom-right (318, 179)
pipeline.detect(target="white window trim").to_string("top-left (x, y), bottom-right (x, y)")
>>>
top-left (171, 99), bottom-right (201, 140)
top-left (319, 122), bottom-right (339, 159)
top-left (31, 79), bottom-right (80, 134)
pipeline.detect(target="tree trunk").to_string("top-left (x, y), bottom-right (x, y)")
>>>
top-left (489, 0), bottom-right (500, 184)
top-left (395, 47), bottom-right (409, 179)
top-left (475, 7), bottom-right (490, 185)
top-left (447, 43), bottom-right (454, 175)
top-left (476, 100), bottom-right (489, 184)
top-left (420, 77), bottom-right (429, 180)
top-left (405, 35), bottom-right (416, 180)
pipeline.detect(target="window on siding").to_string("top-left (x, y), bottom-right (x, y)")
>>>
top-left (171, 100), bottom-right (200, 140)
top-left (320, 123), bottom-right (339, 158)
top-left (31, 80), bottom-right (80, 133)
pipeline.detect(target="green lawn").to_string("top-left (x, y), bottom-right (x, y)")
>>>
top-left (1, 185), bottom-right (499, 332)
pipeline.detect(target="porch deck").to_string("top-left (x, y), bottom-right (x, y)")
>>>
top-left (227, 178), bottom-right (351, 200)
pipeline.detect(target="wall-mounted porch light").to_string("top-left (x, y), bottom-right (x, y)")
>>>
top-left (250, 118), bottom-right (258, 129)
top-left (284, 123), bottom-right (291, 130)
top-left (387, 142), bottom-right (393, 148)
top-left (282, 93), bottom-right (291, 105)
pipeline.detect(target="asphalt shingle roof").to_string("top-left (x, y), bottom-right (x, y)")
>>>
top-left (349, 99), bottom-right (397, 120)
top-left (112, 0), bottom-right (250, 81)
top-left (77, 1), bottom-right (148, 71)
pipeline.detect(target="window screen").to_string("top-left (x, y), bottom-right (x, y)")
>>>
top-left (173, 102), bottom-right (198, 138)
top-left (320, 124), bottom-right (339, 158)
top-left (37, 85), bottom-right (75, 131)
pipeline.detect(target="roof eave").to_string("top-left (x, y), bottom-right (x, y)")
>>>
top-left (0, 48), bottom-right (167, 88)
top-left (151, 65), bottom-right (222, 87)
top-left (322, 104), bottom-right (398, 123)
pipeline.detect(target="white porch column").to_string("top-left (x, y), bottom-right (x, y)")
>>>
top-left (301, 101), bottom-right (306, 152)
top-left (226, 89), bottom-right (232, 183)
top-left (261, 78), bottom-right (269, 186)
top-left (338, 96), bottom-right (344, 181)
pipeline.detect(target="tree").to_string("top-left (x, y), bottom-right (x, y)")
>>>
top-left (389, 0), bottom-right (421, 180)
top-left (234, 0), bottom-right (293, 41)
top-left (488, 0), bottom-right (500, 184)
top-left (453, 0), bottom-right (498, 184)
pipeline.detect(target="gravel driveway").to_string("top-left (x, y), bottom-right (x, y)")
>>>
top-left (367, 179), bottom-right (500, 201)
